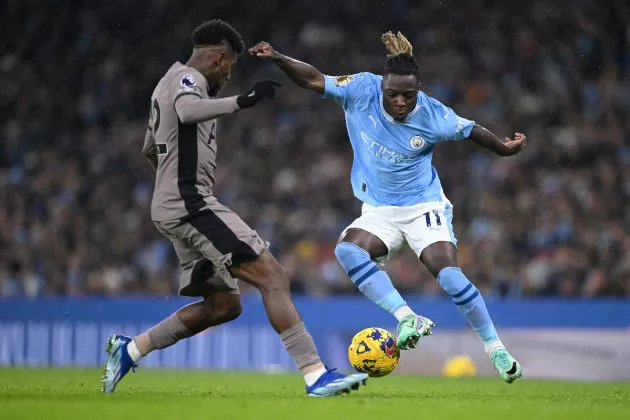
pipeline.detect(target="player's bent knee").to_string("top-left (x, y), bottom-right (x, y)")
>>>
top-left (334, 241), bottom-right (369, 261)
top-left (427, 253), bottom-right (453, 269)
top-left (425, 256), bottom-right (456, 278)
top-left (232, 252), bottom-right (291, 293)
top-left (210, 302), bottom-right (242, 325)
top-left (252, 261), bottom-right (290, 294)
top-left (198, 295), bottom-right (243, 327)
top-left (334, 242), bottom-right (349, 261)
top-left (217, 301), bottom-right (242, 323)
top-left (334, 241), bottom-right (373, 273)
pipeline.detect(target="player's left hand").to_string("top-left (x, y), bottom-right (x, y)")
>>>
top-left (501, 132), bottom-right (527, 156)
top-left (236, 80), bottom-right (283, 109)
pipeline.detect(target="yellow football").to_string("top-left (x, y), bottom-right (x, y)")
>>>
top-left (348, 327), bottom-right (400, 377)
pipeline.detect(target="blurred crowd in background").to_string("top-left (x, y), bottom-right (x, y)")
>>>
top-left (1, 0), bottom-right (629, 299)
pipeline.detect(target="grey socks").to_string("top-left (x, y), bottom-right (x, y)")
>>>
top-left (147, 314), bottom-right (193, 350)
top-left (279, 322), bottom-right (321, 370)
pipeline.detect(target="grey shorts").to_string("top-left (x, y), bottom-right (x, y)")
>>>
top-left (154, 201), bottom-right (268, 297)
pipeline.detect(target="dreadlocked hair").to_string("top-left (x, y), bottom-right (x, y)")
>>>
top-left (381, 31), bottom-right (419, 79)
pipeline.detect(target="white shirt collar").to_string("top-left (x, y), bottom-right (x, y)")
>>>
top-left (379, 94), bottom-right (420, 123)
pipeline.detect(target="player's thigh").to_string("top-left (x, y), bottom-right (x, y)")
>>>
top-left (340, 205), bottom-right (404, 261)
top-left (401, 203), bottom-right (459, 277)
top-left (421, 241), bottom-right (458, 278)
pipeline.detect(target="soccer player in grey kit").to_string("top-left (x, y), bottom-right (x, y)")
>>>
top-left (102, 20), bottom-right (367, 397)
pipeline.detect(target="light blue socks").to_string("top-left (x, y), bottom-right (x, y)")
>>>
top-left (335, 242), bottom-right (414, 319)
top-left (335, 242), bottom-right (501, 351)
top-left (437, 267), bottom-right (502, 349)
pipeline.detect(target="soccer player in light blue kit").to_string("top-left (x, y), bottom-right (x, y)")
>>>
top-left (251, 31), bottom-right (525, 383)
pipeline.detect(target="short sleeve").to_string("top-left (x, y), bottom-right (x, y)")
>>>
top-left (322, 73), bottom-right (368, 109)
top-left (427, 97), bottom-right (475, 143)
top-left (173, 70), bottom-right (206, 102)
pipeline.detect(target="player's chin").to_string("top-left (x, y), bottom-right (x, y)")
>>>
top-left (393, 110), bottom-right (410, 120)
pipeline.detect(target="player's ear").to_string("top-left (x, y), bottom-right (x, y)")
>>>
top-left (207, 49), bottom-right (225, 70)
top-left (214, 51), bottom-right (226, 66)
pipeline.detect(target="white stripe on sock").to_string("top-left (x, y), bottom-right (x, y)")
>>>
top-left (484, 339), bottom-right (505, 354)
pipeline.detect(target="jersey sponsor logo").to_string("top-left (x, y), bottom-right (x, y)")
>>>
top-left (409, 135), bottom-right (426, 150)
top-left (334, 75), bottom-right (354, 86)
top-left (360, 131), bottom-right (413, 164)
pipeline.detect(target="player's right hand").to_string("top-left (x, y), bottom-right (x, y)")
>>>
top-left (248, 41), bottom-right (276, 59)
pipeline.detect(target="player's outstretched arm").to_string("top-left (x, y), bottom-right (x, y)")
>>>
top-left (249, 41), bottom-right (324, 94)
top-left (468, 124), bottom-right (527, 157)
top-left (175, 80), bottom-right (282, 124)
top-left (142, 128), bottom-right (158, 171)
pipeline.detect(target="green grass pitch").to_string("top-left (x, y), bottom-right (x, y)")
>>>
top-left (1, 368), bottom-right (629, 420)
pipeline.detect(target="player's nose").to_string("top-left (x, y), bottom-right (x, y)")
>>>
top-left (393, 96), bottom-right (405, 107)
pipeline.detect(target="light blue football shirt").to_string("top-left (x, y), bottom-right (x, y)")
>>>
top-left (323, 72), bottom-right (475, 206)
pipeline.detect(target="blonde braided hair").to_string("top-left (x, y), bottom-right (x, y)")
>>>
top-left (380, 30), bottom-right (419, 80)
top-left (381, 31), bottom-right (413, 57)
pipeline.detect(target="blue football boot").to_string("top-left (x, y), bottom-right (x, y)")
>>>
top-left (101, 334), bottom-right (137, 393)
top-left (306, 368), bottom-right (368, 397)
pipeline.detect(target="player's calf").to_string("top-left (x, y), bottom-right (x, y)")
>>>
top-left (282, 321), bottom-right (369, 396)
top-left (177, 294), bottom-right (242, 334)
top-left (335, 241), bottom-right (431, 348)
top-left (230, 251), bottom-right (367, 395)
top-left (118, 293), bottom-right (242, 371)
top-left (334, 241), bottom-right (406, 315)
top-left (436, 266), bottom-right (504, 351)
top-left (231, 253), bottom-right (322, 372)
top-left (230, 252), bottom-right (299, 332)
top-left (103, 293), bottom-right (244, 392)
top-left (422, 244), bottom-right (503, 350)
top-left (428, 254), bottom-right (521, 380)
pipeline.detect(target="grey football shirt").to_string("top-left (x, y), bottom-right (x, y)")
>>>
top-left (148, 62), bottom-right (238, 221)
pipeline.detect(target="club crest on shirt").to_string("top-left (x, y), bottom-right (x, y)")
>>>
top-left (409, 135), bottom-right (426, 150)
top-left (334, 75), bottom-right (354, 86)
top-left (180, 74), bottom-right (197, 91)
